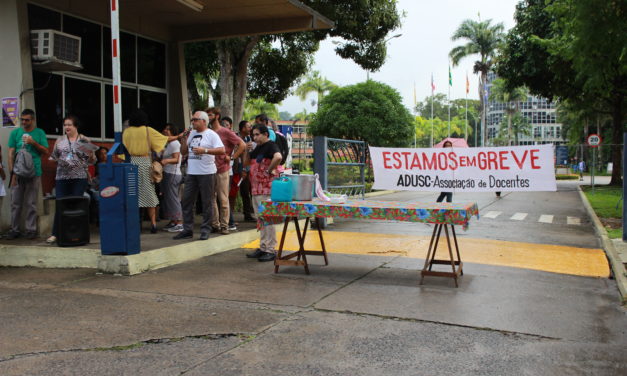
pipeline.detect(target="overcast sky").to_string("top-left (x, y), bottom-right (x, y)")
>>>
top-left (279, 0), bottom-right (521, 116)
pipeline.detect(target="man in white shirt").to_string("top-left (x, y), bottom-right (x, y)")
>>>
top-left (174, 111), bottom-right (225, 240)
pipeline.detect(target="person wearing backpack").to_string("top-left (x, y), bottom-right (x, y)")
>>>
top-left (6, 109), bottom-right (49, 240)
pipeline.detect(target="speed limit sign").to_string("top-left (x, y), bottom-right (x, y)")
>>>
top-left (587, 134), bottom-right (602, 147)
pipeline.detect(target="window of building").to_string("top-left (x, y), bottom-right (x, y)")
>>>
top-left (137, 37), bottom-right (166, 89)
top-left (64, 77), bottom-right (102, 138)
top-left (28, 4), bottom-right (61, 30)
top-left (140, 90), bottom-right (167, 127)
top-left (32, 71), bottom-right (63, 135)
top-left (28, 6), bottom-right (167, 140)
top-left (63, 15), bottom-right (102, 77)
top-left (104, 85), bottom-right (138, 139)
top-left (533, 127), bottom-right (541, 138)
top-left (103, 28), bottom-right (136, 83)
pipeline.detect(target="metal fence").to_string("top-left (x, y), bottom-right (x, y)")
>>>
top-left (313, 136), bottom-right (367, 198)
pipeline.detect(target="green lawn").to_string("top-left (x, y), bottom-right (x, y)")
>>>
top-left (582, 185), bottom-right (623, 239)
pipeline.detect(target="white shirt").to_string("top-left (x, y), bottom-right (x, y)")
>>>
top-left (162, 140), bottom-right (181, 175)
top-left (186, 129), bottom-right (224, 175)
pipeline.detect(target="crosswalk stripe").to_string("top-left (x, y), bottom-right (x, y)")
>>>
top-left (510, 212), bottom-right (528, 221)
top-left (484, 211), bottom-right (502, 219)
top-left (538, 215), bottom-right (554, 224)
top-left (567, 216), bottom-right (581, 225)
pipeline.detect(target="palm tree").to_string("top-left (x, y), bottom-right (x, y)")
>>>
top-left (243, 97), bottom-right (279, 121)
top-left (294, 71), bottom-right (338, 111)
top-left (489, 78), bottom-right (528, 145)
top-left (449, 19), bottom-right (505, 147)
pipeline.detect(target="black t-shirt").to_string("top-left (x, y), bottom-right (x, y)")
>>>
top-left (250, 141), bottom-right (280, 163)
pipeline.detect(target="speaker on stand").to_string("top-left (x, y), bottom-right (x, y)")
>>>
top-left (57, 196), bottom-right (90, 247)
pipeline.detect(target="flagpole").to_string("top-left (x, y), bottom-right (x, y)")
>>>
top-left (465, 73), bottom-right (468, 141)
top-left (430, 74), bottom-right (434, 147)
top-left (413, 81), bottom-right (417, 148)
top-left (447, 65), bottom-right (451, 138)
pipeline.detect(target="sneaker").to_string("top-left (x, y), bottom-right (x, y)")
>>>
top-left (246, 249), bottom-right (264, 258)
top-left (173, 231), bottom-right (193, 240)
top-left (258, 252), bottom-right (276, 262)
top-left (5, 230), bottom-right (20, 240)
top-left (167, 224), bottom-right (184, 232)
top-left (228, 225), bottom-right (237, 231)
top-left (210, 227), bottom-right (221, 233)
top-left (46, 235), bottom-right (57, 244)
top-left (162, 223), bottom-right (176, 231)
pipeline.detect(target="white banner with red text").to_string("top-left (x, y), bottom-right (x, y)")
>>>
top-left (369, 145), bottom-right (556, 192)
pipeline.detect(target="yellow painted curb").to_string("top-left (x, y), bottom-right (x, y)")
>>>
top-left (243, 230), bottom-right (610, 278)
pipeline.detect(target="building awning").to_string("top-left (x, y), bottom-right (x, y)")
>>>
top-left (122, 0), bottom-right (334, 41)
top-left (32, 0), bottom-right (333, 42)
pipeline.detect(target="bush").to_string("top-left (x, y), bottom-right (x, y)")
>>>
top-left (309, 80), bottom-right (414, 147)
top-left (555, 174), bottom-right (579, 180)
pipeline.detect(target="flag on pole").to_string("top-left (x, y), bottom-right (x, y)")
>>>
top-left (448, 66), bottom-right (452, 86)
top-left (466, 73), bottom-right (470, 94)
top-left (431, 74), bottom-right (435, 93)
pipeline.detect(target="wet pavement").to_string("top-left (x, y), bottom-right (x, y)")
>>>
top-left (0, 184), bottom-right (626, 375)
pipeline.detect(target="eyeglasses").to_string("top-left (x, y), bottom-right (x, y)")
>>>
top-left (190, 118), bottom-right (202, 121)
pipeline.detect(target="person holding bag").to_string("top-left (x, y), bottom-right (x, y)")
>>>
top-left (122, 109), bottom-right (168, 233)
top-left (46, 115), bottom-right (96, 244)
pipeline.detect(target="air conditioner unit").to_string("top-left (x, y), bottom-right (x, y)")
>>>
top-left (30, 29), bottom-right (82, 72)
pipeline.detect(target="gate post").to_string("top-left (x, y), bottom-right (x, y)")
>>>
top-left (313, 136), bottom-right (328, 228)
top-left (622, 133), bottom-right (626, 241)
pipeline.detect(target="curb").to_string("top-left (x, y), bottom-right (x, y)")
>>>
top-left (0, 219), bottom-right (308, 276)
top-left (578, 186), bottom-right (627, 304)
top-left (364, 190), bottom-right (396, 198)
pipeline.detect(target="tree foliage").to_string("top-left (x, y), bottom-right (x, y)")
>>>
top-left (496, 0), bottom-right (627, 184)
top-left (415, 93), bottom-right (480, 122)
top-left (414, 116), bottom-right (472, 147)
top-left (489, 78), bottom-right (529, 145)
top-left (242, 98), bottom-right (279, 122)
top-left (449, 18), bottom-right (505, 146)
top-left (294, 71), bottom-right (338, 110)
top-left (184, 0), bottom-right (403, 124)
top-left (309, 81), bottom-right (413, 147)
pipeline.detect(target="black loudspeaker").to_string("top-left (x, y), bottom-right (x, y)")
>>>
top-left (57, 196), bottom-right (90, 247)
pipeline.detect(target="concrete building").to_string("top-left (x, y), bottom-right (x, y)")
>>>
top-left (0, 0), bottom-right (332, 232)
top-left (485, 72), bottom-right (563, 146)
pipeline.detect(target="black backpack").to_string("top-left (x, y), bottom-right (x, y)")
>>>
top-left (275, 132), bottom-right (289, 166)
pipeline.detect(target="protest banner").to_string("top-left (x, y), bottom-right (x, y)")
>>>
top-left (370, 145), bottom-right (556, 192)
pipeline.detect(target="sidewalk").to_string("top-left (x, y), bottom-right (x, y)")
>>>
top-left (577, 183), bottom-right (627, 304)
top-left (0, 213), bottom-right (264, 275)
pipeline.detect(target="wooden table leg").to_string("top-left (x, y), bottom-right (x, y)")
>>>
top-left (274, 217), bottom-right (292, 274)
top-left (273, 216), bottom-right (329, 274)
top-left (315, 217), bottom-right (329, 265)
top-left (420, 223), bottom-right (463, 287)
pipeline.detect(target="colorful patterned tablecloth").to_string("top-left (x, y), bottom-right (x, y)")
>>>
top-left (260, 199), bottom-right (479, 229)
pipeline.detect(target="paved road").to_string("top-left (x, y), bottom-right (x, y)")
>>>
top-left (0, 179), bottom-right (625, 375)
top-left (331, 180), bottom-right (598, 249)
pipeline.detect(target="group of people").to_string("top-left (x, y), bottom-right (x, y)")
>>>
top-left (2, 107), bottom-right (288, 262)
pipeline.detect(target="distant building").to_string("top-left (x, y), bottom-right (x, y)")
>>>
top-left (486, 72), bottom-right (563, 146)
top-left (276, 120), bottom-right (313, 163)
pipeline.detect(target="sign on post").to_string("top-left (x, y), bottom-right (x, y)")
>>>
top-left (587, 134), bottom-right (601, 148)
